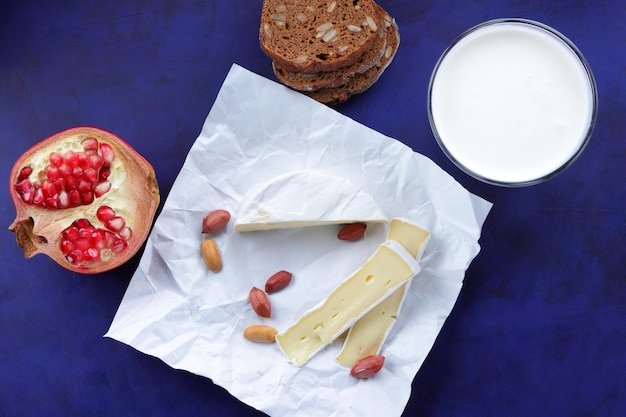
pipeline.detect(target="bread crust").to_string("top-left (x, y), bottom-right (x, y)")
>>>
top-left (303, 11), bottom-right (399, 104)
top-left (259, 0), bottom-right (382, 73)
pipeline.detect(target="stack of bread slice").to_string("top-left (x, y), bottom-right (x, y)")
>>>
top-left (259, 0), bottom-right (399, 105)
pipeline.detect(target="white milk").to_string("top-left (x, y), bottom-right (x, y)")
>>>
top-left (429, 20), bottom-right (596, 185)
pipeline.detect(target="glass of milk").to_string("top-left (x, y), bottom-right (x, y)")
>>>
top-left (428, 19), bottom-right (597, 186)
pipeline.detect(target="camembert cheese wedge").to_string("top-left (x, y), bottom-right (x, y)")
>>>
top-left (275, 239), bottom-right (420, 366)
top-left (234, 170), bottom-right (387, 232)
top-left (336, 218), bottom-right (430, 367)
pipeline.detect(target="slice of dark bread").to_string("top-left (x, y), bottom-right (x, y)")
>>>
top-left (303, 11), bottom-right (399, 104)
top-left (272, 11), bottom-right (387, 92)
top-left (259, 0), bottom-right (382, 73)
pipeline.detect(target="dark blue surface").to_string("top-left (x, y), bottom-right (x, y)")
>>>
top-left (1, 1), bottom-right (625, 416)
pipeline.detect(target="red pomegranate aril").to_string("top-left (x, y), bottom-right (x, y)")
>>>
top-left (41, 180), bottom-right (56, 198)
top-left (45, 166), bottom-right (60, 182)
top-left (89, 154), bottom-right (103, 170)
top-left (112, 240), bottom-right (127, 253)
top-left (59, 163), bottom-right (72, 176)
top-left (72, 166), bottom-right (83, 178)
top-left (65, 151), bottom-right (78, 167)
top-left (33, 188), bottom-right (45, 205)
top-left (67, 249), bottom-right (84, 264)
top-left (21, 190), bottom-right (34, 204)
top-left (106, 216), bottom-right (125, 232)
top-left (94, 181), bottom-right (111, 197)
top-left (118, 227), bottom-right (132, 241)
top-left (82, 137), bottom-right (98, 152)
top-left (58, 191), bottom-right (70, 208)
top-left (77, 179), bottom-right (91, 193)
top-left (49, 152), bottom-right (63, 167)
top-left (83, 247), bottom-right (100, 261)
top-left (18, 166), bottom-right (33, 181)
top-left (69, 190), bottom-right (81, 205)
top-left (63, 226), bottom-right (79, 240)
top-left (45, 196), bottom-right (57, 208)
top-left (82, 192), bottom-right (94, 205)
top-left (96, 206), bottom-right (116, 222)
top-left (84, 168), bottom-right (98, 183)
top-left (53, 178), bottom-right (66, 192)
top-left (61, 240), bottom-right (74, 253)
top-left (100, 143), bottom-right (114, 163)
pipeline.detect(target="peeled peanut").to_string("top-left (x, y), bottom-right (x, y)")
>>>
top-left (350, 355), bottom-right (385, 378)
top-left (243, 325), bottom-right (278, 343)
top-left (249, 287), bottom-right (271, 318)
top-left (202, 209), bottom-right (230, 234)
top-left (201, 237), bottom-right (222, 272)
top-left (264, 270), bottom-right (292, 294)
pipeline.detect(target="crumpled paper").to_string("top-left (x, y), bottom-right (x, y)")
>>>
top-left (105, 64), bottom-right (492, 417)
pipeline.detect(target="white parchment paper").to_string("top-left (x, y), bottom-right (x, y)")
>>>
top-left (106, 64), bottom-right (492, 417)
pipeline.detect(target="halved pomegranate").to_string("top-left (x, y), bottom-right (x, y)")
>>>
top-left (8, 127), bottom-right (160, 274)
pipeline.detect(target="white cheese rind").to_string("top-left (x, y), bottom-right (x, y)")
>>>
top-left (234, 170), bottom-right (388, 232)
top-left (336, 218), bottom-right (430, 367)
top-left (275, 240), bottom-right (420, 366)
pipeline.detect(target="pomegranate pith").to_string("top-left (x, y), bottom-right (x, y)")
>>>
top-left (9, 127), bottom-right (160, 274)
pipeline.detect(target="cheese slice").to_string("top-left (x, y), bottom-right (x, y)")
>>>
top-left (336, 218), bottom-right (430, 367)
top-left (234, 170), bottom-right (387, 232)
top-left (275, 239), bottom-right (420, 366)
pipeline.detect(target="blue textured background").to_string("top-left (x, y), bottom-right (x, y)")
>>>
top-left (1, 1), bottom-right (625, 416)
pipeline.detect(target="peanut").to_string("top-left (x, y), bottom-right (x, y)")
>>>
top-left (350, 355), bottom-right (385, 378)
top-left (202, 209), bottom-right (230, 234)
top-left (243, 324), bottom-right (278, 343)
top-left (249, 287), bottom-right (271, 318)
top-left (337, 222), bottom-right (367, 241)
top-left (201, 237), bottom-right (222, 272)
top-left (265, 270), bottom-right (292, 294)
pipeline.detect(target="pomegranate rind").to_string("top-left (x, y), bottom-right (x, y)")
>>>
top-left (8, 126), bottom-right (160, 274)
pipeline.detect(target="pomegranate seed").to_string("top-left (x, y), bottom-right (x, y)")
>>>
top-left (49, 152), bottom-right (64, 167)
top-left (21, 190), bottom-right (34, 203)
top-left (41, 180), bottom-right (56, 198)
top-left (72, 166), bottom-right (84, 178)
top-left (78, 227), bottom-right (92, 239)
top-left (58, 190), bottom-right (70, 208)
top-left (112, 240), bottom-right (127, 253)
top-left (99, 167), bottom-right (111, 180)
top-left (67, 249), bottom-right (83, 263)
top-left (88, 154), bottom-right (103, 170)
top-left (78, 153), bottom-right (90, 169)
top-left (63, 226), bottom-right (79, 240)
top-left (61, 240), bottom-right (74, 253)
top-left (45, 195), bottom-right (58, 208)
top-left (17, 166), bottom-right (32, 181)
top-left (106, 216), bottom-right (125, 232)
top-left (59, 163), bottom-right (72, 176)
top-left (33, 188), bottom-right (45, 205)
top-left (84, 168), bottom-right (98, 183)
top-left (77, 179), bottom-right (91, 193)
top-left (96, 206), bottom-right (116, 222)
top-left (82, 192), bottom-right (94, 204)
top-left (75, 219), bottom-right (91, 229)
top-left (69, 190), bottom-right (81, 205)
top-left (45, 166), bottom-right (61, 182)
top-left (74, 238), bottom-right (90, 252)
top-left (65, 151), bottom-right (78, 167)
top-left (93, 181), bottom-right (111, 197)
top-left (53, 178), bottom-right (66, 192)
top-left (14, 178), bottom-right (32, 194)
top-left (66, 177), bottom-right (77, 190)
top-left (82, 137), bottom-right (98, 152)
top-left (83, 247), bottom-right (100, 261)
top-left (100, 143), bottom-right (115, 164)
top-left (118, 227), bottom-right (132, 241)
